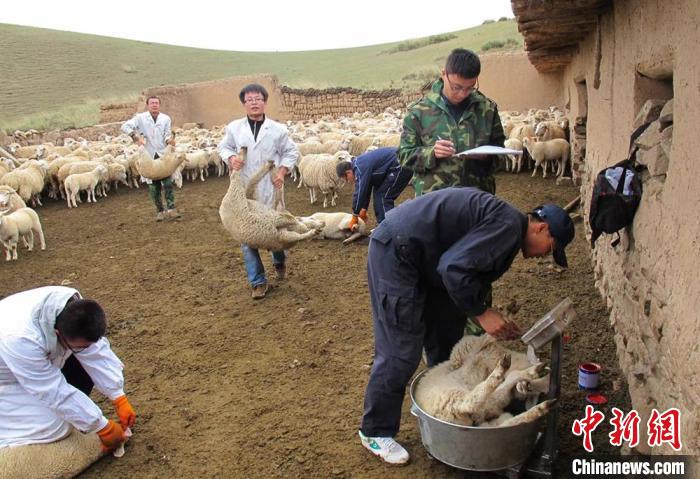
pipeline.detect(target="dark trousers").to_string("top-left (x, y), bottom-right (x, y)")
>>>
top-left (61, 354), bottom-right (93, 396)
top-left (148, 178), bottom-right (176, 212)
top-left (360, 237), bottom-right (467, 437)
top-left (371, 167), bottom-right (413, 223)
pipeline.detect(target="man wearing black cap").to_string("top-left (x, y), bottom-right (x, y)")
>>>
top-left (358, 187), bottom-right (574, 465)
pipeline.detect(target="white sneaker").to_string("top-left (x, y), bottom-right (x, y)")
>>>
top-left (358, 430), bottom-right (409, 465)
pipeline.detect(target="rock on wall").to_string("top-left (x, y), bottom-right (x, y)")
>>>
top-left (562, 0), bottom-right (700, 455)
top-left (279, 87), bottom-right (421, 121)
top-left (99, 103), bottom-right (137, 124)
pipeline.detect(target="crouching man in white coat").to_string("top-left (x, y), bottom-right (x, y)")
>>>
top-left (0, 286), bottom-right (136, 453)
top-left (218, 83), bottom-right (299, 300)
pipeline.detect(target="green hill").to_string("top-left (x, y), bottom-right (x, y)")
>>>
top-left (1, 20), bottom-right (521, 131)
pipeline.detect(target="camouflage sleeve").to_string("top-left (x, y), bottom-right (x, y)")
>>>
top-left (490, 106), bottom-right (506, 147)
top-left (484, 105), bottom-right (506, 176)
top-left (398, 110), bottom-right (435, 174)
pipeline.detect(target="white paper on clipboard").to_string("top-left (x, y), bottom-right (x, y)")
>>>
top-left (456, 145), bottom-right (524, 157)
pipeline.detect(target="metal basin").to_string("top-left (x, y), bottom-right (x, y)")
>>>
top-left (409, 368), bottom-right (545, 471)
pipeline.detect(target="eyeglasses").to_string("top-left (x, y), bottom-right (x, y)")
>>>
top-left (57, 333), bottom-right (91, 354)
top-left (244, 97), bottom-right (265, 104)
top-left (445, 74), bottom-right (478, 95)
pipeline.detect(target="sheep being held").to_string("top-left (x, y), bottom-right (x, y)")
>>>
top-left (219, 147), bottom-right (322, 252)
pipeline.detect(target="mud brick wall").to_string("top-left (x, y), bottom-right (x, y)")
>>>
top-left (99, 103), bottom-right (137, 124)
top-left (560, 0), bottom-right (699, 455)
top-left (279, 87), bottom-right (421, 121)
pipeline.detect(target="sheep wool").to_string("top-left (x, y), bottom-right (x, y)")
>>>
top-left (0, 428), bottom-right (104, 479)
top-left (136, 146), bottom-right (186, 181)
top-left (219, 147), bottom-right (321, 252)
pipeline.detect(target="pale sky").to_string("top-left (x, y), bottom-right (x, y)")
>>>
top-left (1, 0), bottom-right (514, 52)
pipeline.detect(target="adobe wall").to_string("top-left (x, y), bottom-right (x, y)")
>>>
top-left (561, 0), bottom-right (700, 455)
top-left (96, 51), bottom-right (562, 127)
top-left (135, 75), bottom-right (286, 128)
top-left (478, 52), bottom-right (564, 112)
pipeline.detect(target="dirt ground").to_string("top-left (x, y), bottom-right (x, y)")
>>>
top-left (2, 171), bottom-right (631, 478)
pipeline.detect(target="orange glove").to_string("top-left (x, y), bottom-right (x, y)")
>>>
top-left (97, 419), bottom-right (126, 452)
top-left (348, 214), bottom-right (359, 232)
top-left (358, 208), bottom-right (368, 222)
top-left (112, 395), bottom-right (137, 429)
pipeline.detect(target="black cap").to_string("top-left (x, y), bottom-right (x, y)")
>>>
top-left (533, 204), bottom-right (575, 268)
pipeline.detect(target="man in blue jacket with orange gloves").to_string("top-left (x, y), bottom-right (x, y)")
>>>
top-left (336, 147), bottom-right (412, 229)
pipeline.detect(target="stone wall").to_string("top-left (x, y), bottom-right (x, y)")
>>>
top-left (99, 102), bottom-right (137, 124)
top-left (560, 0), bottom-right (700, 455)
top-left (279, 87), bottom-right (421, 121)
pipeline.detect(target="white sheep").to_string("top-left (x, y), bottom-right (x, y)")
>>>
top-left (182, 150), bottom-right (209, 182)
top-left (503, 138), bottom-right (524, 173)
top-left (297, 212), bottom-right (369, 245)
top-left (97, 163), bottom-right (128, 197)
top-left (535, 121), bottom-right (567, 141)
top-left (135, 146), bottom-right (186, 181)
top-left (0, 160), bottom-right (47, 207)
top-left (522, 137), bottom-right (570, 178)
top-left (0, 206), bottom-right (46, 261)
top-left (219, 147), bottom-right (322, 252)
top-left (0, 185), bottom-right (27, 213)
top-left (508, 124), bottom-right (535, 142)
top-left (57, 160), bottom-right (107, 199)
top-left (64, 165), bottom-right (108, 208)
top-left (297, 151), bottom-right (351, 208)
top-left (414, 335), bottom-right (553, 427)
top-left (0, 428), bottom-right (104, 479)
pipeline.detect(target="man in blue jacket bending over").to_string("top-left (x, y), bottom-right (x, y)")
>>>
top-left (336, 147), bottom-right (412, 229)
top-left (358, 187), bottom-right (575, 465)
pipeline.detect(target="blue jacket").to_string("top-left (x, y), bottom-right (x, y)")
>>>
top-left (352, 147), bottom-right (399, 214)
top-left (371, 187), bottom-right (527, 316)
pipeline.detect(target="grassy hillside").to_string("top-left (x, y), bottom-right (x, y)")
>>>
top-left (1, 20), bottom-right (521, 131)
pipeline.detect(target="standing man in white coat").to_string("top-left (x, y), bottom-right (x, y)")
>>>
top-left (218, 83), bottom-right (299, 299)
top-left (122, 96), bottom-right (182, 221)
top-left (0, 286), bottom-right (136, 453)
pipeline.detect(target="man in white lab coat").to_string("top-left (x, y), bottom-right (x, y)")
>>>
top-left (122, 96), bottom-right (182, 221)
top-left (0, 286), bottom-right (136, 453)
top-left (218, 83), bottom-right (299, 299)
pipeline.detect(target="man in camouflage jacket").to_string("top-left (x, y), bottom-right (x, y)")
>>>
top-left (399, 48), bottom-right (505, 195)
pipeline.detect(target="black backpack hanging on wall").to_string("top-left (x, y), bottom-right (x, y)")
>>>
top-left (589, 122), bottom-right (650, 248)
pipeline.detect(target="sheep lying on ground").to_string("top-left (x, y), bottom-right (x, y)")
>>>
top-left (64, 165), bottom-right (108, 208)
top-left (298, 212), bottom-right (369, 245)
top-left (0, 185), bottom-right (26, 213)
top-left (219, 147), bottom-right (322, 251)
top-left (414, 335), bottom-right (553, 428)
top-left (0, 428), bottom-right (103, 479)
top-left (0, 206), bottom-right (45, 261)
top-left (522, 137), bottom-right (570, 178)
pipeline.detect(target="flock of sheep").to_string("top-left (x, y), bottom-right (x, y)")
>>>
top-left (0, 105), bottom-right (572, 263)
